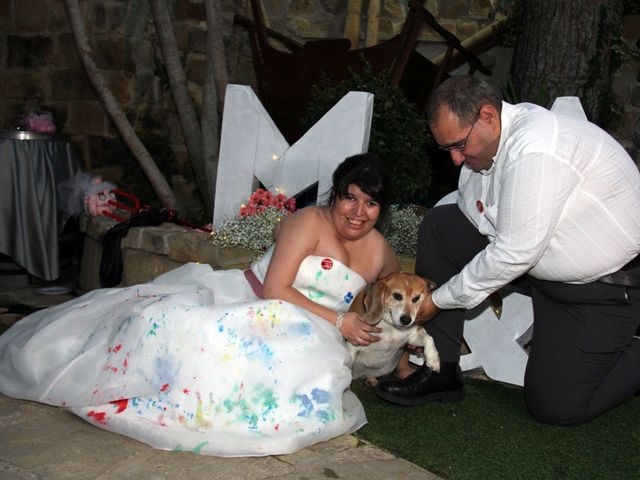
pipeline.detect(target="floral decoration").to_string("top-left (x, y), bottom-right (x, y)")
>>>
top-left (240, 188), bottom-right (296, 217)
top-left (210, 189), bottom-right (297, 255)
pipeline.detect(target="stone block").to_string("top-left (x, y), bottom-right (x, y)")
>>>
top-left (186, 55), bottom-right (207, 85)
top-left (0, 0), bottom-right (11, 32)
top-left (15, 0), bottom-right (47, 32)
top-left (262, 0), bottom-right (290, 18)
top-left (120, 248), bottom-right (183, 286)
top-left (439, 0), bottom-right (467, 19)
top-left (0, 72), bottom-right (46, 100)
top-left (289, 0), bottom-right (320, 16)
top-left (434, 19), bottom-right (458, 37)
top-left (176, 0), bottom-right (206, 21)
top-left (383, 0), bottom-right (408, 19)
top-left (215, 246), bottom-right (255, 270)
top-left (67, 101), bottom-right (108, 134)
top-left (53, 33), bottom-right (81, 68)
top-left (47, 1), bottom-right (69, 31)
top-left (424, 0), bottom-right (439, 16)
top-left (94, 35), bottom-right (125, 70)
top-left (93, 2), bottom-right (128, 32)
top-left (189, 29), bottom-right (207, 54)
top-left (132, 73), bottom-right (156, 104)
top-left (166, 230), bottom-right (219, 264)
top-left (105, 71), bottom-right (133, 105)
top-left (469, 0), bottom-right (493, 19)
top-left (47, 102), bottom-right (68, 132)
top-left (379, 18), bottom-right (400, 39)
top-left (124, 38), bottom-right (153, 73)
top-left (51, 69), bottom-right (96, 101)
top-left (173, 22), bottom-right (192, 51)
top-left (456, 21), bottom-right (480, 41)
top-left (121, 223), bottom-right (187, 255)
top-left (7, 35), bottom-right (52, 69)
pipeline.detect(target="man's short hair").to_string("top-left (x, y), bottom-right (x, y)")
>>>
top-left (426, 76), bottom-right (502, 127)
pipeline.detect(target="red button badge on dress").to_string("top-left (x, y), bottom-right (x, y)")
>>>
top-left (321, 258), bottom-right (333, 270)
top-left (476, 200), bottom-right (484, 213)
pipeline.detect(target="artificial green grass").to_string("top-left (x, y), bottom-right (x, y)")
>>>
top-left (353, 378), bottom-right (640, 480)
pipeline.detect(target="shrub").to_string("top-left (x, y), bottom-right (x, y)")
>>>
top-left (303, 66), bottom-right (432, 205)
top-left (378, 205), bottom-right (423, 256)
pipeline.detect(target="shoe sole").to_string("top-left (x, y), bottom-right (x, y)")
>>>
top-left (374, 387), bottom-right (464, 406)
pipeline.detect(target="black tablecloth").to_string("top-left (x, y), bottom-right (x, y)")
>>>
top-left (0, 129), bottom-right (80, 280)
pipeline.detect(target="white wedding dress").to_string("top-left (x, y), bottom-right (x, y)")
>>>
top-left (0, 247), bottom-right (368, 456)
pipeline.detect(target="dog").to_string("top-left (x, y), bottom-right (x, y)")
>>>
top-left (347, 272), bottom-right (440, 385)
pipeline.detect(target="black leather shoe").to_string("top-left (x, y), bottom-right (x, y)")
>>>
top-left (374, 362), bottom-right (464, 406)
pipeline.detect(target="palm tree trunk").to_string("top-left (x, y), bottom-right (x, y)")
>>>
top-left (205, 0), bottom-right (228, 108)
top-left (149, 0), bottom-right (211, 208)
top-left (227, 0), bottom-right (249, 82)
top-left (63, 0), bottom-right (178, 210)
top-left (201, 0), bottom-right (225, 217)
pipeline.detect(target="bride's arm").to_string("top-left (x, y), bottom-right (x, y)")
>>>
top-left (263, 208), bottom-right (339, 323)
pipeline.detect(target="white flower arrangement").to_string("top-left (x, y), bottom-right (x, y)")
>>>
top-left (378, 205), bottom-right (424, 257)
top-left (210, 206), bottom-right (288, 255)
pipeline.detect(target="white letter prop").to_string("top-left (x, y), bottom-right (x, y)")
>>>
top-left (408, 191), bottom-right (534, 387)
top-left (213, 85), bottom-right (374, 227)
top-left (459, 289), bottom-right (533, 387)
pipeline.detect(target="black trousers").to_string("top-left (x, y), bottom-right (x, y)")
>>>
top-left (416, 204), bottom-right (640, 425)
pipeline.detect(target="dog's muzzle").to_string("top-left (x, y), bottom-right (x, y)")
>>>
top-left (400, 314), bottom-right (412, 326)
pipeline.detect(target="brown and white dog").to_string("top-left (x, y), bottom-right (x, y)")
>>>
top-left (347, 272), bottom-right (440, 385)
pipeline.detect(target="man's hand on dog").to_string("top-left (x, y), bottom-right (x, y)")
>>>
top-left (340, 312), bottom-right (382, 346)
top-left (416, 291), bottom-right (440, 324)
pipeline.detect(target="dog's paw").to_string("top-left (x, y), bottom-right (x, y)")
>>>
top-left (425, 351), bottom-right (441, 373)
top-left (363, 376), bottom-right (379, 387)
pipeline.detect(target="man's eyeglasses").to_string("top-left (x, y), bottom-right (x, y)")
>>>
top-left (438, 116), bottom-right (479, 153)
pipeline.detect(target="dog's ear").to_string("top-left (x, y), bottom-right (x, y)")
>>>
top-left (363, 281), bottom-right (385, 324)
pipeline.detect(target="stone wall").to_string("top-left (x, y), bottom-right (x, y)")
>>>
top-left (261, 0), bottom-right (498, 44)
top-left (1, 0), bottom-right (638, 194)
top-left (0, 1), bottom-right (500, 172)
top-left (78, 215), bottom-right (256, 290)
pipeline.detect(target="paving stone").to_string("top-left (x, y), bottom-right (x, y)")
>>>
top-left (0, 394), bottom-right (441, 480)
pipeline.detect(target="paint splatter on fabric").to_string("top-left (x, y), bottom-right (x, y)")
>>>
top-left (0, 251), bottom-right (368, 457)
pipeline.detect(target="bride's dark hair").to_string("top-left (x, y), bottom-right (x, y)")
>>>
top-left (329, 153), bottom-right (389, 214)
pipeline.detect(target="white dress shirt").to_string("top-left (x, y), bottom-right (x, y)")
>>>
top-left (433, 100), bottom-right (640, 310)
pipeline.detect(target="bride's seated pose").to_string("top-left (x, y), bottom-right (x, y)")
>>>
top-left (0, 153), bottom-right (400, 457)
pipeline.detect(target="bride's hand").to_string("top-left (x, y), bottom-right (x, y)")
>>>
top-left (338, 312), bottom-right (382, 346)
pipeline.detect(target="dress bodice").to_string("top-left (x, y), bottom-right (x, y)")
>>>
top-left (250, 246), bottom-right (367, 312)
top-left (292, 255), bottom-right (367, 312)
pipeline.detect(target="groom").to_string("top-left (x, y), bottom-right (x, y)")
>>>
top-left (376, 76), bottom-right (640, 425)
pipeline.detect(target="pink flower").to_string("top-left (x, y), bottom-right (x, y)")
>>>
top-left (25, 113), bottom-right (56, 133)
top-left (239, 188), bottom-right (297, 217)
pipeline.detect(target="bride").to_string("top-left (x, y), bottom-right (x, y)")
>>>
top-left (0, 153), bottom-right (400, 457)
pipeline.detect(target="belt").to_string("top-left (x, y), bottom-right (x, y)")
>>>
top-left (598, 255), bottom-right (640, 288)
top-left (243, 268), bottom-right (264, 299)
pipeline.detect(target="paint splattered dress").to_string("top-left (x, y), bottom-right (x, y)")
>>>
top-left (0, 249), bottom-right (368, 456)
